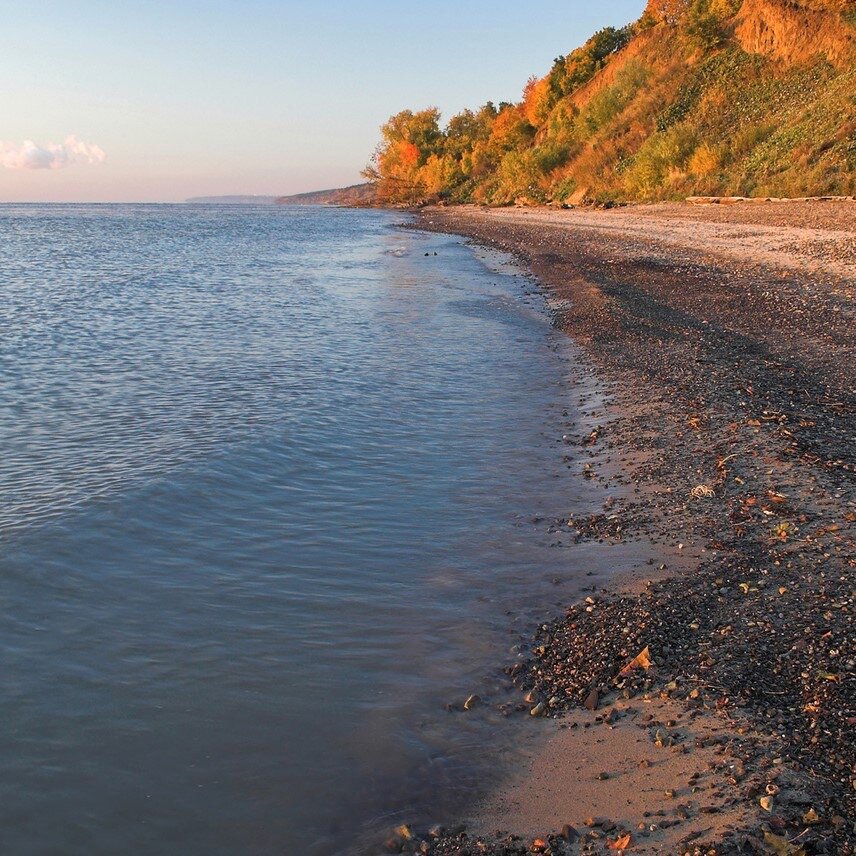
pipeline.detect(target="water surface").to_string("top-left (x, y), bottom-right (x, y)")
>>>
top-left (0, 204), bottom-right (613, 854)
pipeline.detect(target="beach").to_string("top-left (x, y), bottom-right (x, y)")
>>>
top-left (390, 201), bottom-right (855, 855)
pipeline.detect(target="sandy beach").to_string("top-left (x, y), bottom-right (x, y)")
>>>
top-left (385, 201), bottom-right (855, 855)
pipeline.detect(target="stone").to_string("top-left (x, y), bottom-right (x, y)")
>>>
top-left (560, 824), bottom-right (578, 841)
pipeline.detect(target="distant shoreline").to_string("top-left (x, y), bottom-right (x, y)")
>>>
top-left (382, 201), bottom-right (855, 854)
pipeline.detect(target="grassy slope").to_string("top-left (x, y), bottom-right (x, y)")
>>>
top-left (493, 0), bottom-right (854, 202)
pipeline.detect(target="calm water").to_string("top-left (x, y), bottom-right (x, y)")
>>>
top-left (0, 205), bottom-right (614, 855)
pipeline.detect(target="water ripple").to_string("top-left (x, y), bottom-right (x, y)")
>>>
top-left (0, 204), bottom-right (603, 855)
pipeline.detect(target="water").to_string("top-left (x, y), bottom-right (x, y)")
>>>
top-left (0, 204), bottom-right (616, 854)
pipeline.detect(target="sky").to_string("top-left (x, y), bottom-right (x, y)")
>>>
top-left (0, 0), bottom-right (646, 203)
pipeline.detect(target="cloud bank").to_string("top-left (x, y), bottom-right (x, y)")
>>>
top-left (0, 136), bottom-right (106, 170)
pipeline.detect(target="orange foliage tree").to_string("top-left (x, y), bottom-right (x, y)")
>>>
top-left (522, 75), bottom-right (553, 126)
top-left (362, 108), bottom-right (443, 203)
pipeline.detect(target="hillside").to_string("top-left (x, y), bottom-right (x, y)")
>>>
top-left (364, 0), bottom-right (855, 204)
top-left (275, 183), bottom-right (375, 206)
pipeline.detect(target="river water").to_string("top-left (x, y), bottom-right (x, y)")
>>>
top-left (0, 204), bottom-right (612, 854)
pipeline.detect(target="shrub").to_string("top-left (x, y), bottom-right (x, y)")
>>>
top-left (624, 125), bottom-right (699, 196)
top-left (689, 141), bottom-right (721, 174)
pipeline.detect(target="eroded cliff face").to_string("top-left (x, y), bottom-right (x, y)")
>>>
top-left (735, 0), bottom-right (855, 65)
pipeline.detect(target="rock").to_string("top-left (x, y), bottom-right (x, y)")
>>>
top-left (463, 694), bottom-right (481, 711)
top-left (759, 796), bottom-right (775, 812)
top-left (530, 702), bottom-right (547, 717)
top-left (584, 689), bottom-right (599, 711)
top-left (560, 824), bottom-right (578, 841)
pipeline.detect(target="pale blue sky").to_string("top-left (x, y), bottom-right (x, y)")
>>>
top-left (0, 0), bottom-right (645, 202)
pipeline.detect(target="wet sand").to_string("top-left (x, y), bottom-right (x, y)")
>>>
top-left (385, 202), bottom-right (854, 855)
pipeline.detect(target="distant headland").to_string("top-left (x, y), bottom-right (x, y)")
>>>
top-left (185, 184), bottom-right (375, 207)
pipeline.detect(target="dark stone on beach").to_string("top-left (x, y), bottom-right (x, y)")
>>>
top-left (560, 824), bottom-right (577, 842)
top-left (583, 689), bottom-right (599, 711)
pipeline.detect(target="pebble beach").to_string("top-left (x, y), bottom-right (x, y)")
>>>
top-left (383, 201), bottom-right (855, 855)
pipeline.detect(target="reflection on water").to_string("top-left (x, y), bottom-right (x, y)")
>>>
top-left (0, 204), bottom-right (612, 854)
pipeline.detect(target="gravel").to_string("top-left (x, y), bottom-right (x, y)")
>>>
top-left (380, 203), bottom-right (854, 855)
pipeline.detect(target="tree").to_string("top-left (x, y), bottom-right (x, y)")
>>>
top-left (548, 27), bottom-right (632, 97)
top-left (362, 108), bottom-right (444, 202)
top-left (522, 75), bottom-right (554, 126)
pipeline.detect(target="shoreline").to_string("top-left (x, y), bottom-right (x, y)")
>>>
top-left (384, 202), bottom-right (854, 854)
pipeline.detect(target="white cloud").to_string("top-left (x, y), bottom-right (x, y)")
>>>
top-left (0, 136), bottom-right (106, 170)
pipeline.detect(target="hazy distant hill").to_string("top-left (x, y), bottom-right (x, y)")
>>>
top-left (185, 195), bottom-right (279, 204)
top-left (275, 183), bottom-right (376, 206)
top-left (366, 0), bottom-right (855, 204)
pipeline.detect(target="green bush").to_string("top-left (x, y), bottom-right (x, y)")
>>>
top-left (624, 125), bottom-right (699, 196)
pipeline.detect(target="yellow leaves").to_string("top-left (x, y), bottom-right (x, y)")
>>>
top-left (620, 646), bottom-right (652, 676)
top-left (689, 142), bottom-right (721, 176)
top-left (489, 106), bottom-right (531, 149)
top-left (522, 75), bottom-right (552, 126)
top-left (607, 833), bottom-right (632, 851)
top-left (773, 521), bottom-right (796, 540)
top-left (763, 832), bottom-right (805, 856)
top-left (368, 108), bottom-right (447, 203)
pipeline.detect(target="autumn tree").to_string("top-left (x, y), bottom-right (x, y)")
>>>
top-left (362, 108), bottom-right (444, 202)
top-left (547, 26), bottom-right (632, 98)
top-left (522, 75), bottom-right (554, 126)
